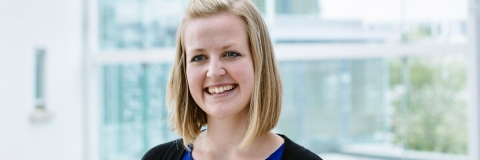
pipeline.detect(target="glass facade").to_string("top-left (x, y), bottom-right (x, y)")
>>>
top-left (98, 0), bottom-right (468, 47)
top-left (101, 64), bottom-right (175, 159)
top-left (278, 59), bottom-right (389, 153)
top-left (97, 0), bottom-right (468, 159)
top-left (99, 0), bottom-right (186, 50)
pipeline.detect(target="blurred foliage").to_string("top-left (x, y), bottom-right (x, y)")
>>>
top-left (389, 54), bottom-right (467, 154)
top-left (401, 26), bottom-right (433, 43)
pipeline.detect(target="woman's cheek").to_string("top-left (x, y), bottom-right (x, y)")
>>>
top-left (188, 70), bottom-right (202, 90)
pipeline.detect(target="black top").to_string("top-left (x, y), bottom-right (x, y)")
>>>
top-left (142, 134), bottom-right (323, 160)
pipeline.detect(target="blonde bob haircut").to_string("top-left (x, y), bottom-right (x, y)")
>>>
top-left (166, 0), bottom-right (282, 150)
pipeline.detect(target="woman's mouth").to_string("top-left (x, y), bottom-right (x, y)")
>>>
top-left (205, 84), bottom-right (237, 95)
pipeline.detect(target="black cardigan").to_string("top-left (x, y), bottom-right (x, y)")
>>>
top-left (142, 134), bottom-right (322, 160)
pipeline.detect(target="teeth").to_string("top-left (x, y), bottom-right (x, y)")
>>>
top-left (207, 85), bottom-right (234, 94)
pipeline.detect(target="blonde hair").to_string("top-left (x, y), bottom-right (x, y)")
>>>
top-left (166, 0), bottom-right (282, 150)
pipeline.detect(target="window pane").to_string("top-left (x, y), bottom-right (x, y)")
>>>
top-left (277, 59), bottom-right (390, 153)
top-left (101, 64), bottom-right (175, 160)
top-left (389, 54), bottom-right (467, 155)
top-left (97, 0), bottom-right (468, 50)
top-left (273, 0), bottom-right (467, 44)
top-left (274, 54), bottom-right (467, 159)
top-left (99, 0), bottom-right (187, 50)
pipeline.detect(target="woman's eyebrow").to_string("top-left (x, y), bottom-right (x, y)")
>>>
top-left (188, 43), bottom-right (236, 53)
top-left (187, 48), bottom-right (205, 54)
top-left (221, 43), bottom-right (235, 50)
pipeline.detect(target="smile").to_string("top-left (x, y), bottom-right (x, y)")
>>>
top-left (206, 84), bottom-right (236, 94)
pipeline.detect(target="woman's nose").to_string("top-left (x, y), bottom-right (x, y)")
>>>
top-left (206, 59), bottom-right (226, 79)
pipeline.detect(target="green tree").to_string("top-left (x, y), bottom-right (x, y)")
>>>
top-left (390, 55), bottom-right (467, 154)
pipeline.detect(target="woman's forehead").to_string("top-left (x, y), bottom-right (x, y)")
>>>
top-left (182, 13), bottom-right (249, 53)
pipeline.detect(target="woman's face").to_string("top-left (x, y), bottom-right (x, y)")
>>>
top-left (184, 12), bottom-right (254, 119)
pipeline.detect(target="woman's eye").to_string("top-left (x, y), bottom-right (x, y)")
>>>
top-left (192, 55), bottom-right (206, 62)
top-left (225, 52), bottom-right (240, 58)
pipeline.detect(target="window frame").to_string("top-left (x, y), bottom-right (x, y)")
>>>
top-left (467, 0), bottom-right (480, 159)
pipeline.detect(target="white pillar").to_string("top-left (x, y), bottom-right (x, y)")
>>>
top-left (468, 0), bottom-right (480, 159)
top-left (85, 0), bottom-right (100, 159)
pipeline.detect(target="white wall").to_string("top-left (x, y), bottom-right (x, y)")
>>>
top-left (0, 0), bottom-right (85, 159)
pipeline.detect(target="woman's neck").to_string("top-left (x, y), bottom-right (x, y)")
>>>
top-left (192, 109), bottom-right (284, 159)
top-left (201, 111), bottom-right (250, 150)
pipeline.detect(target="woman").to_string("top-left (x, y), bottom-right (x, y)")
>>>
top-left (142, 0), bottom-right (322, 159)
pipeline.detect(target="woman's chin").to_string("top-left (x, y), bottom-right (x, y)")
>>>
top-left (204, 106), bottom-right (249, 120)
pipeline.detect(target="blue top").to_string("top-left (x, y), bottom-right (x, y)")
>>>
top-left (181, 143), bottom-right (285, 160)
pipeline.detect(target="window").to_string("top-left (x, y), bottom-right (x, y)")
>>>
top-left (86, 0), bottom-right (473, 159)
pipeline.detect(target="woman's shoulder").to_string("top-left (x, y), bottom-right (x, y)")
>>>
top-left (141, 138), bottom-right (186, 160)
top-left (278, 134), bottom-right (323, 160)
